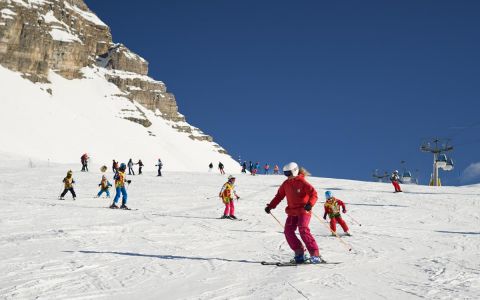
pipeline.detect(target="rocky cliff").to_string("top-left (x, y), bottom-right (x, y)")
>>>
top-left (0, 0), bottom-right (217, 145)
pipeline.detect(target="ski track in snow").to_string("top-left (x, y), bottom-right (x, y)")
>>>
top-left (0, 161), bottom-right (480, 299)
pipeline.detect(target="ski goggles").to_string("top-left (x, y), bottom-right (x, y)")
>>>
top-left (283, 170), bottom-right (293, 177)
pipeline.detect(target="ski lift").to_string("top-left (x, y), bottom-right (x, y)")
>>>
top-left (444, 158), bottom-right (454, 171)
top-left (436, 154), bottom-right (447, 168)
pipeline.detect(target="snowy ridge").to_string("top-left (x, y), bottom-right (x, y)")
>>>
top-left (0, 65), bottom-right (239, 172)
top-left (0, 159), bottom-right (479, 299)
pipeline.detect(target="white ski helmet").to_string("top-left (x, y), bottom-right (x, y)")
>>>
top-left (283, 162), bottom-right (299, 177)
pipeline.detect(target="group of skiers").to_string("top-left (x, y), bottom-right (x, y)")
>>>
top-left (65, 155), bottom-right (404, 264)
top-left (215, 161), bottom-right (352, 264)
top-left (59, 163), bottom-right (132, 209)
top-left (241, 161), bottom-right (280, 175)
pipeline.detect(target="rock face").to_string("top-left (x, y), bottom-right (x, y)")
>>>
top-left (0, 0), bottom-right (215, 143)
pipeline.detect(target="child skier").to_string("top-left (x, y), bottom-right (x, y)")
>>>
top-left (264, 163), bottom-right (270, 175)
top-left (323, 191), bottom-right (350, 236)
top-left (112, 160), bottom-right (118, 173)
top-left (219, 175), bottom-right (240, 219)
top-left (273, 164), bottom-right (279, 175)
top-left (265, 162), bottom-right (324, 264)
top-left (137, 159), bottom-right (144, 175)
top-left (110, 163), bottom-right (131, 209)
top-left (59, 170), bottom-right (76, 200)
top-left (96, 175), bottom-right (112, 198)
top-left (218, 162), bottom-right (225, 175)
top-left (128, 158), bottom-right (135, 175)
top-left (390, 170), bottom-right (402, 192)
top-left (156, 158), bottom-right (163, 176)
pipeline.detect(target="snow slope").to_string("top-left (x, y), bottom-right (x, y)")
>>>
top-left (0, 158), bottom-right (479, 299)
top-left (0, 66), bottom-right (239, 172)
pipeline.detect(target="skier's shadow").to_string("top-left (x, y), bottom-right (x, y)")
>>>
top-left (64, 250), bottom-right (261, 264)
top-left (151, 214), bottom-right (219, 220)
top-left (435, 230), bottom-right (480, 235)
top-left (347, 203), bottom-right (408, 208)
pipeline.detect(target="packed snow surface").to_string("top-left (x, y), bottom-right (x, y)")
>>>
top-left (0, 158), bottom-right (479, 299)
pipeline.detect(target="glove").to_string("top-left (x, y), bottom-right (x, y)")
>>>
top-left (343, 209), bottom-right (347, 214)
top-left (236, 196), bottom-right (240, 200)
top-left (323, 214), bottom-right (327, 220)
top-left (127, 180), bottom-right (132, 184)
top-left (265, 206), bottom-right (272, 214)
top-left (304, 203), bottom-right (312, 211)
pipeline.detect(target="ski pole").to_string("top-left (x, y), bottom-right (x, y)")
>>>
top-left (269, 211), bottom-right (284, 229)
top-left (312, 212), bottom-right (352, 252)
top-left (345, 213), bottom-right (362, 226)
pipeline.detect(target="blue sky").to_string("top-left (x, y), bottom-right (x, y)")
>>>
top-left (85, 0), bottom-right (480, 185)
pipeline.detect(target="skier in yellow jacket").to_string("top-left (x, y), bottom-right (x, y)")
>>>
top-left (59, 170), bottom-right (76, 200)
top-left (219, 175), bottom-right (240, 219)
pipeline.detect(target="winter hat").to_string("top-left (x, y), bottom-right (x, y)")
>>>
top-left (119, 163), bottom-right (126, 171)
top-left (67, 170), bottom-right (73, 177)
top-left (325, 191), bottom-right (333, 199)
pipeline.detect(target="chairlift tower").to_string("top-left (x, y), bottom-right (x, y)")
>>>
top-left (420, 138), bottom-right (454, 186)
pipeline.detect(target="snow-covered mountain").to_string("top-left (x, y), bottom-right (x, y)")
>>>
top-left (0, 0), bottom-right (239, 172)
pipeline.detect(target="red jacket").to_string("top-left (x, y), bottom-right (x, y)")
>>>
top-left (268, 174), bottom-right (318, 216)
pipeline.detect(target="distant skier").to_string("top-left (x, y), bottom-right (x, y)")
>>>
top-left (127, 158), bottom-right (135, 175)
top-left (81, 153), bottom-right (89, 172)
top-left (390, 170), bottom-right (403, 193)
top-left (265, 162), bottom-right (324, 264)
top-left (218, 162), bottom-right (225, 175)
top-left (249, 161), bottom-right (253, 174)
top-left (264, 163), bottom-right (270, 175)
top-left (110, 163), bottom-right (131, 209)
top-left (219, 175), bottom-right (240, 219)
top-left (156, 158), bottom-right (163, 176)
top-left (323, 191), bottom-right (350, 236)
top-left (273, 164), bottom-right (279, 175)
top-left (241, 161), bottom-right (247, 173)
top-left (59, 170), bottom-right (76, 200)
top-left (137, 159), bottom-right (144, 175)
top-left (96, 175), bottom-right (112, 198)
top-left (209, 162), bottom-right (213, 172)
top-left (112, 160), bottom-right (119, 173)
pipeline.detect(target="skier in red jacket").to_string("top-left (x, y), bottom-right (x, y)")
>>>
top-left (323, 191), bottom-right (350, 236)
top-left (265, 162), bottom-right (324, 264)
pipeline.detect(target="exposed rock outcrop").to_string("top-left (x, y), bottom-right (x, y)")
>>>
top-left (0, 0), bottom-right (217, 146)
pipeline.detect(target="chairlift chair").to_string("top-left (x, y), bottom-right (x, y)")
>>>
top-left (436, 154), bottom-right (447, 168)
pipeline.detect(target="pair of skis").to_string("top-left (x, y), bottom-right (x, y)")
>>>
top-left (261, 260), bottom-right (341, 267)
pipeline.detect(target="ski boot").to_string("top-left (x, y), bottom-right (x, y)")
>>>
top-left (110, 203), bottom-right (119, 209)
top-left (120, 204), bottom-right (130, 210)
top-left (331, 232), bottom-right (337, 236)
top-left (309, 256), bottom-right (326, 264)
top-left (344, 232), bottom-right (351, 236)
top-left (229, 215), bottom-right (238, 220)
top-left (221, 215), bottom-right (229, 219)
top-left (58, 197), bottom-right (65, 200)
top-left (291, 254), bottom-right (307, 264)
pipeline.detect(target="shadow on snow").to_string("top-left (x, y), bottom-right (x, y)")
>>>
top-left (64, 250), bottom-right (261, 264)
top-left (435, 230), bottom-right (480, 235)
top-left (347, 203), bottom-right (408, 208)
